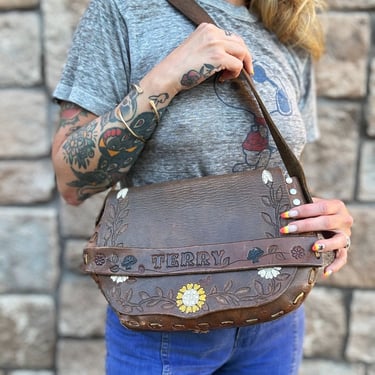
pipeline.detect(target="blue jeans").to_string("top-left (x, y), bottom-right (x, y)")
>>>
top-left (105, 305), bottom-right (304, 375)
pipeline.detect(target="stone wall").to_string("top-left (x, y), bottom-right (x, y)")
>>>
top-left (0, 0), bottom-right (374, 374)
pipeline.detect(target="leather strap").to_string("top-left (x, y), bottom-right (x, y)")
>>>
top-left (83, 236), bottom-right (321, 276)
top-left (167, 0), bottom-right (313, 204)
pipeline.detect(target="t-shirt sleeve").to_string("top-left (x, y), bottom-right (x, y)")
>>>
top-left (53, 0), bottom-right (130, 115)
top-left (299, 60), bottom-right (320, 143)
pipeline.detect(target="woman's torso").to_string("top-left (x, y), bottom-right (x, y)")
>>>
top-left (54, 0), bottom-right (318, 187)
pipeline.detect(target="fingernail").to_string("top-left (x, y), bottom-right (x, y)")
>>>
top-left (312, 243), bottom-right (325, 252)
top-left (280, 224), bottom-right (298, 234)
top-left (324, 269), bottom-right (333, 278)
top-left (250, 66), bottom-right (254, 76)
top-left (281, 210), bottom-right (299, 219)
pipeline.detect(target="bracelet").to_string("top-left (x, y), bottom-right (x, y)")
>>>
top-left (148, 99), bottom-right (160, 124)
top-left (132, 82), bottom-right (161, 125)
top-left (132, 83), bottom-right (144, 94)
top-left (116, 107), bottom-right (146, 143)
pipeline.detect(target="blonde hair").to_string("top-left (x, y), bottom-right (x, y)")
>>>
top-left (249, 0), bottom-right (326, 60)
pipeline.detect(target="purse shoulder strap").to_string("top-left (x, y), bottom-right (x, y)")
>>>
top-left (167, 0), bottom-right (313, 203)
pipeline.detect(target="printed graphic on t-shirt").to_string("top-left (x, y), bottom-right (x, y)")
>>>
top-left (229, 61), bottom-right (293, 172)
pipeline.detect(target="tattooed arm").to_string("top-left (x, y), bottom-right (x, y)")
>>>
top-left (52, 23), bottom-right (253, 205)
top-left (52, 84), bottom-right (171, 206)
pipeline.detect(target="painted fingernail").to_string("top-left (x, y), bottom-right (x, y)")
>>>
top-left (281, 210), bottom-right (299, 219)
top-left (324, 269), bottom-right (333, 278)
top-left (312, 243), bottom-right (325, 252)
top-left (280, 224), bottom-right (298, 234)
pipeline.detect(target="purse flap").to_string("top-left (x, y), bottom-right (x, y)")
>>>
top-left (95, 265), bottom-right (317, 321)
top-left (96, 168), bottom-right (313, 249)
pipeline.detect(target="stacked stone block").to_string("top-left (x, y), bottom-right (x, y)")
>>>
top-left (0, 0), bottom-right (373, 374)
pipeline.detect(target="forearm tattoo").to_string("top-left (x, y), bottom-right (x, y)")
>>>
top-left (181, 63), bottom-right (221, 88)
top-left (63, 121), bottom-right (97, 169)
top-left (149, 93), bottom-right (169, 106)
top-left (62, 86), bottom-right (169, 201)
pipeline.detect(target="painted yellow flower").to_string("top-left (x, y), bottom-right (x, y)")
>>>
top-left (176, 283), bottom-right (206, 314)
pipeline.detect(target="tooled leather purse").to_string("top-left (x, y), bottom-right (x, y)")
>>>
top-left (81, 0), bottom-right (331, 333)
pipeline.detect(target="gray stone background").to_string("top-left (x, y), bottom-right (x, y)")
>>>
top-left (0, 0), bottom-right (374, 374)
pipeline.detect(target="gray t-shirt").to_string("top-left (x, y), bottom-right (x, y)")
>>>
top-left (54, 0), bottom-right (319, 187)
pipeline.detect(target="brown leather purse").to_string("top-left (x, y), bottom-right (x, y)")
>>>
top-left (81, 0), bottom-right (329, 333)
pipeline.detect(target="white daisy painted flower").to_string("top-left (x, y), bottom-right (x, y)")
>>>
top-left (262, 170), bottom-right (273, 185)
top-left (110, 276), bottom-right (129, 284)
top-left (257, 267), bottom-right (282, 280)
top-left (117, 188), bottom-right (128, 200)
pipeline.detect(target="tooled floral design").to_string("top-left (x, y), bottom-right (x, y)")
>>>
top-left (261, 170), bottom-right (290, 238)
top-left (267, 245), bottom-right (288, 261)
top-left (94, 253), bottom-right (106, 266)
top-left (113, 270), bottom-right (293, 314)
top-left (103, 194), bottom-right (130, 246)
top-left (112, 286), bottom-right (176, 314)
top-left (208, 280), bottom-right (252, 307)
top-left (207, 275), bottom-right (289, 307)
top-left (291, 246), bottom-right (305, 259)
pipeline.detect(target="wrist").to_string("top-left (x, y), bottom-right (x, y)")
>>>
top-left (141, 64), bottom-right (181, 100)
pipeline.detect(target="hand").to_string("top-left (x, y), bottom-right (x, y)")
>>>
top-left (147, 23), bottom-right (253, 95)
top-left (280, 198), bottom-right (354, 277)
